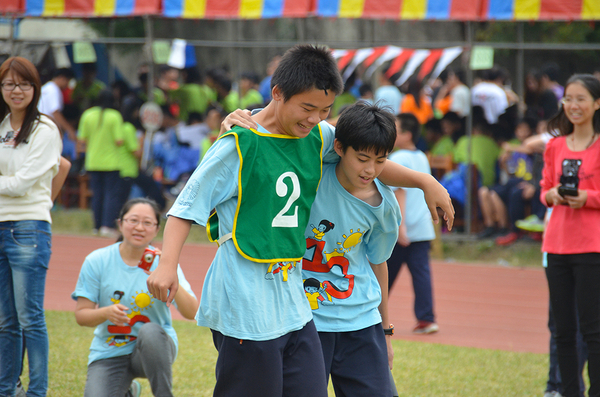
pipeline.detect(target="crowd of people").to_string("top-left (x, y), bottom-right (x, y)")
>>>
top-left (1, 43), bottom-right (600, 397)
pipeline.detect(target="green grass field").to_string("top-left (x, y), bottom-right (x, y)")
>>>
top-left (22, 310), bottom-right (549, 396)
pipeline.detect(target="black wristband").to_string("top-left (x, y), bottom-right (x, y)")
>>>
top-left (384, 324), bottom-right (394, 336)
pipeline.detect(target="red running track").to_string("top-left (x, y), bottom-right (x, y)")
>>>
top-left (47, 234), bottom-right (549, 354)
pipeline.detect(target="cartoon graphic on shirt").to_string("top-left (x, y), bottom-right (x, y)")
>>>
top-left (265, 261), bottom-right (297, 281)
top-left (303, 222), bottom-right (363, 307)
top-left (310, 220), bottom-right (335, 241)
top-left (303, 278), bottom-right (333, 309)
top-left (106, 335), bottom-right (136, 347)
top-left (105, 290), bottom-right (152, 347)
top-left (111, 291), bottom-right (124, 304)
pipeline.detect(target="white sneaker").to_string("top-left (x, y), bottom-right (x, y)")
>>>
top-left (99, 226), bottom-right (119, 239)
top-left (16, 379), bottom-right (26, 397)
top-left (128, 380), bottom-right (142, 397)
top-left (413, 321), bottom-right (440, 334)
top-left (543, 391), bottom-right (562, 397)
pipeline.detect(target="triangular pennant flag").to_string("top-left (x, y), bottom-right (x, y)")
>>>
top-left (386, 49), bottom-right (414, 79)
top-left (72, 42), bottom-right (96, 64)
top-left (184, 44), bottom-right (197, 68)
top-left (152, 40), bottom-right (171, 64)
top-left (363, 46), bottom-right (388, 69)
top-left (395, 49), bottom-right (431, 86)
top-left (168, 38), bottom-right (187, 69)
top-left (337, 50), bottom-right (357, 71)
top-left (52, 43), bottom-right (71, 68)
top-left (331, 49), bottom-right (350, 60)
top-left (365, 46), bottom-right (403, 79)
top-left (343, 48), bottom-right (374, 81)
top-left (428, 47), bottom-right (463, 83)
top-left (418, 49), bottom-right (443, 80)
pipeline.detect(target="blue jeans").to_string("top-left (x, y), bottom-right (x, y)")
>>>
top-left (0, 221), bottom-right (52, 397)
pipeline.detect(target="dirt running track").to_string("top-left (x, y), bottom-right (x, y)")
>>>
top-left (46, 234), bottom-right (549, 355)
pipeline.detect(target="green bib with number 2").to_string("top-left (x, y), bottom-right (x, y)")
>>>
top-left (209, 125), bottom-right (323, 263)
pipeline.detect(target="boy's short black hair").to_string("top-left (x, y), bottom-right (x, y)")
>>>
top-left (442, 111), bottom-right (461, 124)
top-left (335, 102), bottom-right (396, 156)
top-left (358, 83), bottom-right (372, 97)
top-left (424, 118), bottom-right (442, 135)
top-left (54, 68), bottom-right (75, 79)
top-left (187, 111), bottom-right (204, 124)
top-left (396, 113), bottom-right (421, 144)
top-left (81, 63), bottom-right (97, 74)
top-left (271, 45), bottom-right (343, 102)
top-left (519, 116), bottom-right (539, 133)
top-left (241, 71), bottom-right (261, 85)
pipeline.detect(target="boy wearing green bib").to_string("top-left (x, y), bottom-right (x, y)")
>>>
top-left (147, 45), bottom-right (454, 397)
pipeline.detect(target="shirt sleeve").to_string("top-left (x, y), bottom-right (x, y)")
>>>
top-left (540, 138), bottom-right (557, 207)
top-left (176, 265), bottom-right (196, 299)
top-left (72, 254), bottom-right (102, 303)
top-left (365, 197), bottom-right (401, 265)
top-left (167, 135), bottom-right (239, 226)
top-left (0, 120), bottom-right (62, 197)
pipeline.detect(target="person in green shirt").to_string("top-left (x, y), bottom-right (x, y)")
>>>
top-left (452, 120), bottom-right (500, 188)
top-left (426, 118), bottom-right (453, 156)
top-left (77, 89), bottom-right (124, 236)
top-left (169, 67), bottom-right (212, 123)
top-left (72, 63), bottom-right (106, 113)
top-left (117, 103), bottom-right (142, 207)
top-left (330, 72), bottom-right (357, 118)
top-left (239, 71), bottom-right (264, 109)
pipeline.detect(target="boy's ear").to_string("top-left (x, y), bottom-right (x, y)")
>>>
top-left (333, 139), bottom-right (344, 156)
top-left (272, 85), bottom-right (283, 102)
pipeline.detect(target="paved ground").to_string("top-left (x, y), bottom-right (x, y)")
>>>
top-left (47, 234), bottom-right (549, 355)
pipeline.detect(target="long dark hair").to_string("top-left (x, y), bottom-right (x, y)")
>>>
top-left (547, 74), bottom-right (600, 137)
top-left (0, 57), bottom-right (43, 147)
top-left (407, 77), bottom-right (422, 109)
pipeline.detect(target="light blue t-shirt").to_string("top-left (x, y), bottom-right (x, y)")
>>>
top-left (388, 149), bottom-right (435, 242)
top-left (301, 163), bottom-right (401, 332)
top-left (72, 243), bottom-right (196, 365)
top-left (168, 120), bottom-right (338, 341)
top-left (374, 85), bottom-right (403, 115)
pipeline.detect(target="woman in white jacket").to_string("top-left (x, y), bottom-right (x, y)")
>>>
top-left (0, 56), bottom-right (62, 397)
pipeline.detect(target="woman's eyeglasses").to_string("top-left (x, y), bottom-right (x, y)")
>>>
top-left (1, 82), bottom-right (33, 91)
top-left (122, 218), bottom-right (158, 228)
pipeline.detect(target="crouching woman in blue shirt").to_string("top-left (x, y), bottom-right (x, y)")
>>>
top-left (72, 198), bottom-right (198, 397)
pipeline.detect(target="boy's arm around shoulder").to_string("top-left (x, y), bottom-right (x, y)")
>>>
top-left (147, 216), bottom-right (192, 305)
top-left (379, 160), bottom-right (454, 230)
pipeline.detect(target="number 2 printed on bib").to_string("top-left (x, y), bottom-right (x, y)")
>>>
top-left (272, 172), bottom-right (300, 228)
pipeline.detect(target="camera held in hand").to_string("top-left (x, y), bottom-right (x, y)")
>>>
top-left (138, 248), bottom-right (157, 271)
top-left (559, 159), bottom-right (581, 198)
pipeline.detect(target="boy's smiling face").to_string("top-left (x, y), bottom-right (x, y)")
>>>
top-left (272, 86), bottom-right (335, 138)
top-left (334, 139), bottom-right (388, 195)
